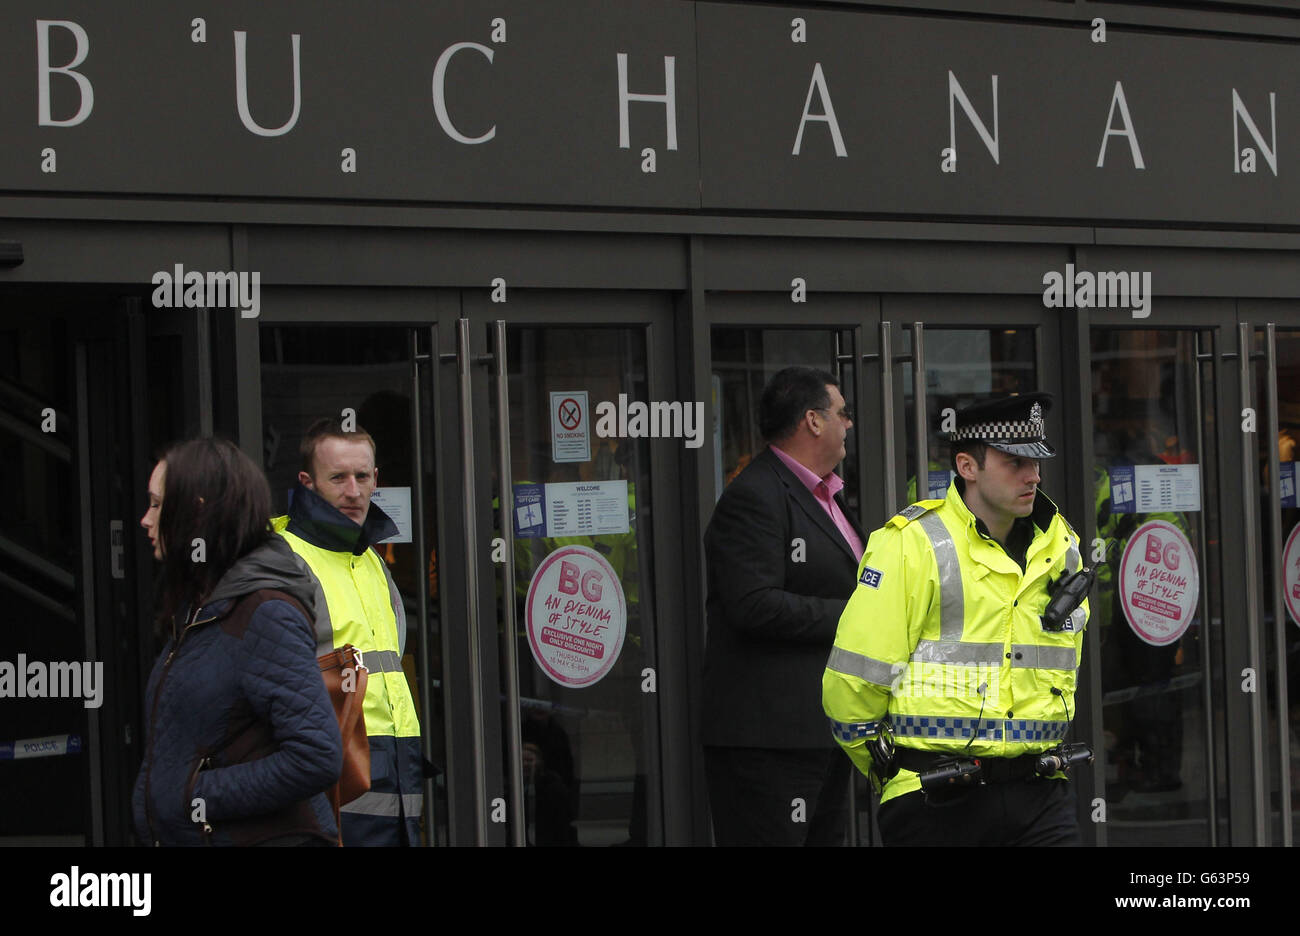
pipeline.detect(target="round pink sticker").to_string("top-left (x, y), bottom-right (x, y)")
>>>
top-left (525, 545), bottom-right (627, 688)
top-left (1283, 523), bottom-right (1300, 627)
top-left (1118, 519), bottom-right (1199, 647)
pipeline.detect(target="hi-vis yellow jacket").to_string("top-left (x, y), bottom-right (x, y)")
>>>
top-left (273, 518), bottom-right (421, 742)
top-left (823, 481), bottom-right (1088, 803)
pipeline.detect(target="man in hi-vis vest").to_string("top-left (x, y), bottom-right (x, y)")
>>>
top-left (274, 418), bottom-right (422, 846)
top-left (824, 393), bottom-right (1090, 846)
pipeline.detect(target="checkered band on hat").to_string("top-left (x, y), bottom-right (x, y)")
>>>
top-left (951, 402), bottom-right (1046, 443)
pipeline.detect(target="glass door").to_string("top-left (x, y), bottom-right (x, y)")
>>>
top-left (256, 291), bottom-right (452, 845)
top-left (455, 290), bottom-right (685, 846)
top-left (1241, 301), bottom-right (1300, 847)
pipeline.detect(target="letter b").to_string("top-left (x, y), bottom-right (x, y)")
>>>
top-left (1144, 534), bottom-right (1163, 564)
top-left (557, 560), bottom-right (580, 596)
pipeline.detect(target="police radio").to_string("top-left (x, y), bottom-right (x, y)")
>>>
top-left (1041, 566), bottom-right (1095, 632)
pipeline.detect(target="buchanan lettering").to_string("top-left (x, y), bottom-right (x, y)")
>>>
top-left (12, 14), bottom-right (1295, 222)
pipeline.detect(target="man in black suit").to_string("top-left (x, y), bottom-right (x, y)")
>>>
top-left (702, 366), bottom-right (865, 845)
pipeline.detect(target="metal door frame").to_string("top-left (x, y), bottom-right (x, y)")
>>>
top-left (458, 289), bottom-right (686, 845)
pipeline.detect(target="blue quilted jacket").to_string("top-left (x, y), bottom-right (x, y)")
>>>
top-left (132, 536), bottom-right (343, 846)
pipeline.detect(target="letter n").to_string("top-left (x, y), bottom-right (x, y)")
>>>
top-left (948, 71), bottom-right (999, 165)
top-left (1232, 89), bottom-right (1278, 176)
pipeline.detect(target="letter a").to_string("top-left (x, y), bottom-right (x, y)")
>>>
top-left (790, 797), bottom-right (807, 823)
top-left (41, 408), bottom-right (56, 432)
top-left (641, 667), bottom-right (657, 693)
top-left (1096, 81), bottom-right (1145, 169)
top-left (791, 537), bottom-right (806, 563)
top-left (341, 147), bottom-right (357, 172)
top-left (491, 277), bottom-right (507, 302)
top-left (791, 18), bottom-right (806, 43)
top-left (1242, 407), bottom-right (1256, 433)
top-left (793, 64), bottom-right (847, 157)
top-left (191, 538), bottom-right (207, 563)
top-left (491, 797), bottom-right (506, 822)
top-left (341, 407), bottom-right (356, 432)
top-left (791, 277), bottom-right (806, 302)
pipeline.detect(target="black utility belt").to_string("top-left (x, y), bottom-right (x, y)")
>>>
top-left (895, 744), bottom-right (1093, 793)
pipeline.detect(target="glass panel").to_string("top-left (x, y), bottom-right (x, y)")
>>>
top-left (259, 325), bottom-right (446, 845)
top-left (710, 328), bottom-right (858, 513)
top-left (1260, 329), bottom-right (1300, 843)
top-left (1091, 329), bottom-right (1219, 845)
top-left (902, 327), bottom-right (1036, 502)
top-left (0, 314), bottom-right (85, 843)
top-left (497, 327), bottom-right (659, 845)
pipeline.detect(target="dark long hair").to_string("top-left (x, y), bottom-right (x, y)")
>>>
top-left (154, 438), bottom-right (272, 636)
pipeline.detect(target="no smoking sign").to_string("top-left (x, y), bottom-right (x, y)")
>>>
top-left (550, 390), bottom-right (590, 463)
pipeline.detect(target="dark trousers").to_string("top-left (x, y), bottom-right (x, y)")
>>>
top-left (878, 777), bottom-right (1080, 846)
top-left (705, 746), bottom-right (850, 846)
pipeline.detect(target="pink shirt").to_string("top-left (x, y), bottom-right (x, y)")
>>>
top-left (770, 445), bottom-right (865, 561)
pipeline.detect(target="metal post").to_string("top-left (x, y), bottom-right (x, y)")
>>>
top-left (1191, 330), bottom-right (1218, 845)
top-left (912, 323), bottom-right (928, 502)
top-left (457, 318), bottom-right (490, 844)
top-left (880, 322), bottom-right (897, 514)
top-left (492, 321), bottom-right (527, 846)
top-left (1264, 323), bottom-right (1292, 845)
top-left (1238, 322), bottom-right (1268, 844)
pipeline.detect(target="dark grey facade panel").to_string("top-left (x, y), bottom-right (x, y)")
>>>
top-left (2, 2), bottom-right (1295, 225)
top-left (246, 227), bottom-right (689, 290)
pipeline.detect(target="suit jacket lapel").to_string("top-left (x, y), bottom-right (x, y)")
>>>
top-left (760, 448), bottom-right (859, 567)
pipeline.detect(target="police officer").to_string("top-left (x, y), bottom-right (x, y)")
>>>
top-left (823, 393), bottom-right (1089, 846)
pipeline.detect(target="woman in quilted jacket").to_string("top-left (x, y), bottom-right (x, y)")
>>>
top-left (133, 438), bottom-right (342, 846)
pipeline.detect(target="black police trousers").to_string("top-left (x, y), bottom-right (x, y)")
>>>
top-left (878, 777), bottom-right (1080, 846)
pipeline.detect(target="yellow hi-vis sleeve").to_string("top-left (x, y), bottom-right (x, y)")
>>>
top-left (823, 523), bottom-right (931, 780)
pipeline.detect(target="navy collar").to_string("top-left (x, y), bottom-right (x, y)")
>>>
top-left (285, 483), bottom-right (398, 556)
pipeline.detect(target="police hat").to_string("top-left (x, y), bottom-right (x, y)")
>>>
top-left (949, 392), bottom-right (1056, 459)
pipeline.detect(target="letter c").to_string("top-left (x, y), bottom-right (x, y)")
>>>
top-left (432, 41), bottom-right (496, 144)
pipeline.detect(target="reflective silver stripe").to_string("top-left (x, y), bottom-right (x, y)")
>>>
top-left (340, 791), bottom-right (401, 817)
top-left (1011, 644), bottom-right (1077, 670)
top-left (282, 541), bottom-right (335, 656)
top-left (1069, 606), bottom-right (1087, 631)
top-left (363, 649), bottom-right (402, 673)
top-left (1064, 542), bottom-right (1081, 574)
top-left (918, 512), bottom-right (964, 640)
top-left (826, 647), bottom-right (904, 688)
top-left (377, 552), bottom-right (408, 658)
top-left (910, 639), bottom-right (1003, 666)
top-left (402, 794), bottom-right (424, 817)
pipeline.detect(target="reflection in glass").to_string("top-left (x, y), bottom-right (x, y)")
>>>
top-left (498, 327), bottom-right (658, 845)
top-left (1258, 330), bottom-right (1300, 842)
top-left (901, 328), bottom-right (1036, 502)
top-left (710, 328), bottom-right (857, 514)
top-left (1091, 329), bottom-right (1217, 845)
